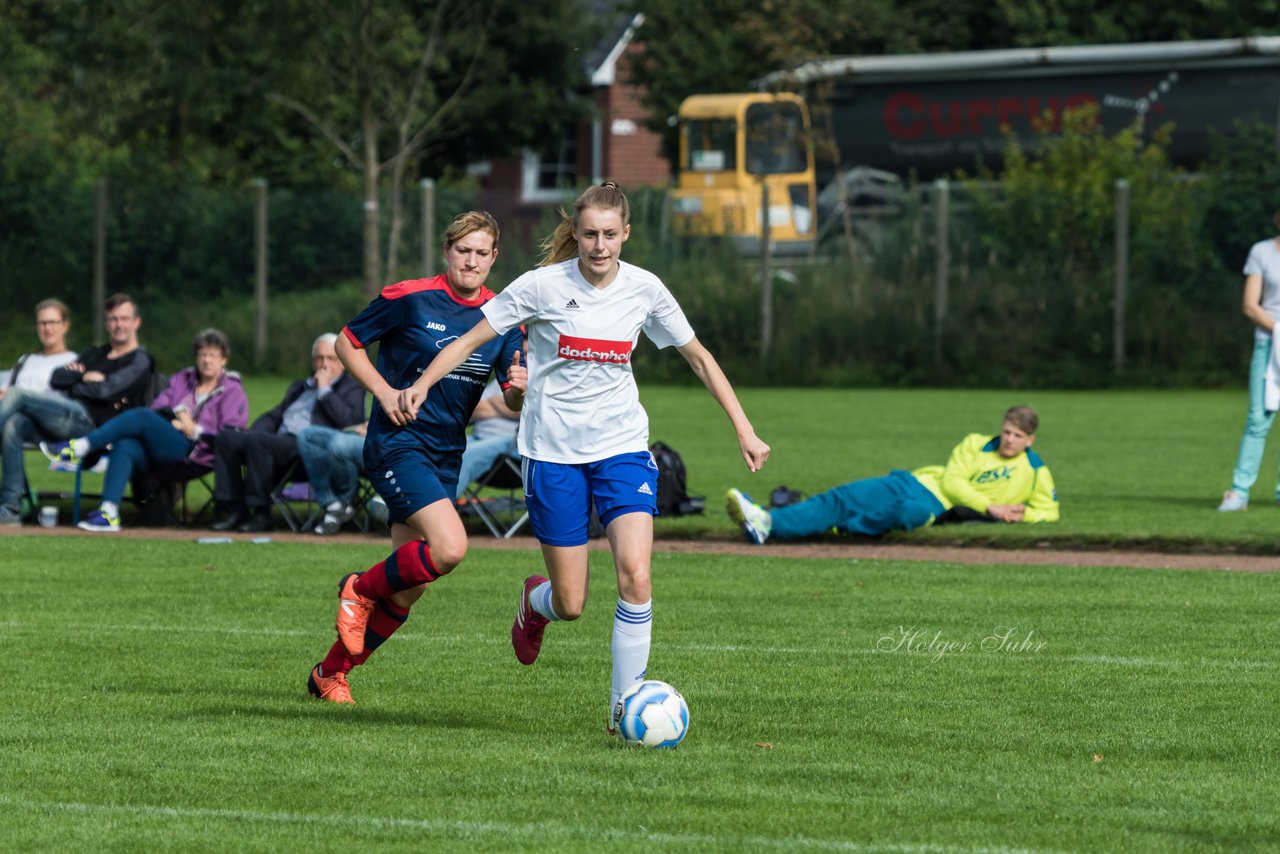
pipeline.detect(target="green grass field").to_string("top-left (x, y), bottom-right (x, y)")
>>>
top-left (21, 383), bottom-right (1280, 552)
top-left (2, 535), bottom-right (1277, 852)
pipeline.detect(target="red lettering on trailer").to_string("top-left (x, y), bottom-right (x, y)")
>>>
top-left (885, 91), bottom-right (1099, 140)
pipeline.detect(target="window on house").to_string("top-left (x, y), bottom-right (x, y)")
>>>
top-left (522, 127), bottom-right (578, 202)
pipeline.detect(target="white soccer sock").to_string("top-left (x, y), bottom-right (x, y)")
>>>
top-left (71, 437), bottom-right (91, 457)
top-left (610, 597), bottom-right (652, 724)
top-left (529, 581), bottom-right (560, 621)
top-left (100, 501), bottom-right (119, 519)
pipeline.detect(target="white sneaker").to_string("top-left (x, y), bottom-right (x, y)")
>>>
top-left (725, 488), bottom-right (772, 544)
top-left (1217, 490), bottom-right (1248, 512)
top-left (313, 501), bottom-right (356, 535)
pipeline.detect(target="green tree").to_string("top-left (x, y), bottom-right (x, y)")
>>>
top-left (965, 104), bottom-right (1215, 378)
top-left (266, 0), bottom-right (591, 294)
top-left (5, 0), bottom-right (327, 185)
top-left (1203, 120), bottom-right (1280, 271)
top-left (3, 0), bottom-right (593, 296)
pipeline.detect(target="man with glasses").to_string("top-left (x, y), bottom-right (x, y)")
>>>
top-left (0, 293), bottom-right (155, 525)
top-left (208, 333), bottom-right (365, 533)
top-left (0, 299), bottom-right (77, 402)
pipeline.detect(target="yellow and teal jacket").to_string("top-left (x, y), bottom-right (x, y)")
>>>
top-left (911, 433), bottom-right (1059, 523)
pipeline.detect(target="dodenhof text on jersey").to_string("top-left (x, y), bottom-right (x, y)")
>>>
top-left (557, 335), bottom-right (633, 364)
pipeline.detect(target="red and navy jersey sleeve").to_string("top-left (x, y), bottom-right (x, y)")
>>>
top-left (343, 287), bottom-right (406, 350)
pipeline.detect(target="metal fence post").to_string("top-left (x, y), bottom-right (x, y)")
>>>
top-left (933, 178), bottom-right (950, 367)
top-left (420, 178), bottom-right (435, 276)
top-left (760, 182), bottom-right (773, 364)
top-left (253, 178), bottom-right (269, 368)
top-left (1114, 178), bottom-right (1130, 375)
top-left (93, 179), bottom-right (107, 337)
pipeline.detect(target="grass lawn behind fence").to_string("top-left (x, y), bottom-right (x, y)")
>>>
top-left (1, 535), bottom-right (1277, 851)
top-left (20, 382), bottom-right (1274, 551)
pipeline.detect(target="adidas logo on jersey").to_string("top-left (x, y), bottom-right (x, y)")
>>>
top-left (565, 299), bottom-right (580, 309)
top-left (637, 482), bottom-right (653, 495)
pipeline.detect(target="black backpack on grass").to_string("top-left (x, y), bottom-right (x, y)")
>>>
top-left (650, 441), bottom-right (704, 517)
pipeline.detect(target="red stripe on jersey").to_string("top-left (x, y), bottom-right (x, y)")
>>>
top-left (379, 274), bottom-right (494, 307)
top-left (557, 335), bottom-right (633, 364)
top-left (341, 326), bottom-right (363, 349)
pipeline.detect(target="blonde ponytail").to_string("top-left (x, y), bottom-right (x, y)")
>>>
top-left (538, 213), bottom-right (578, 266)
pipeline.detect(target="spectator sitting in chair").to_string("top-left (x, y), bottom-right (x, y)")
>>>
top-left (297, 421), bottom-right (369, 536)
top-left (0, 299), bottom-right (77, 524)
top-left (726, 405), bottom-right (1058, 544)
top-left (0, 293), bottom-right (153, 526)
top-left (209, 333), bottom-right (364, 533)
top-left (0, 299), bottom-right (77, 403)
top-left (42, 328), bottom-right (248, 533)
top-left (454, 379), bottom-right (520, 501)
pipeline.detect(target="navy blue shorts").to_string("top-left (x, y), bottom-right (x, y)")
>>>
top-left (524, 451), bottom-right (658, 547)
top-left (365, 447), bottom-right (458, 525)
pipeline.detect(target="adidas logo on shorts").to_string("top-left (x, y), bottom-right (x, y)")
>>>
top-left (637, 483), bottom-right (653, 495)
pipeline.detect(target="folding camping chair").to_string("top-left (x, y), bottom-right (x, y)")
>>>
top-left (131, 462), bottom-right (216, 528)
top-left (271, 458), bottom-right (381, 534)
top-left (459, 454), bottom-right (529, 539)
top-left (268, 458), bottom-right (320, 533)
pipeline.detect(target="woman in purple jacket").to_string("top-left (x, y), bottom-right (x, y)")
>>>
top-left (42, 328), bottom-right (249, 532)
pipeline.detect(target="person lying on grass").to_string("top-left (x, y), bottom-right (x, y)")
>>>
top-left (726, 405), bottom-right (1058, 544)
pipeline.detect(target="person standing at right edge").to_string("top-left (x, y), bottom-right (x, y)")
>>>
top-left (401, 182), bottom-right (770, 733)
top-left (1219, 211), bottom-right (1280, 512)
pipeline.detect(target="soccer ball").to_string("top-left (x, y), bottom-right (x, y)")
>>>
top-left (614, 680), bottom-right (689, 748)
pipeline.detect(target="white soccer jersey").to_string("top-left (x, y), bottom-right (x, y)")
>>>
top-left (482, 259), bottom-right (695, 464)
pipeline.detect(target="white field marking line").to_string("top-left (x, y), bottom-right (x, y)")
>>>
top-left (2, 621), bottom-right (1277, 670)
top-left (0, 620), bottom-right (828, 655)
top-left (1062, 655), bottom-right (1170, 667)
top-left (4, 797), bottom-right (1056, 854)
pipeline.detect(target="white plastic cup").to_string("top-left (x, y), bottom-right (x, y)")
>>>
top-left (38, 506), bottom-right (58, 528)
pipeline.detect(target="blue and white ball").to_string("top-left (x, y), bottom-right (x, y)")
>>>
top-left (615, 680), bottom-right (689, 748)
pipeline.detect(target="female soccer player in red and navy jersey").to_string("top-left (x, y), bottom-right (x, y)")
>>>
top-left (401, 182), bottom-right (770, 731)
top-left (307, 211), bottom-right (525, 705)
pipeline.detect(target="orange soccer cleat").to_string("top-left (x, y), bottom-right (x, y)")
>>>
top-left (336, 572), bottom-right (375, 657)
top-left (307, 663), bottom-right (355, 705)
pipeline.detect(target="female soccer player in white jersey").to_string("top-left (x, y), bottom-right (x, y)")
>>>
top-left (401, 182), bottom-right (770, 731)
top-left (306, 210), bottom-right (526, 705)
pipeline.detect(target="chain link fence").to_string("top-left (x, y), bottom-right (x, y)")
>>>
top-left (0, 176), bottom-right (1247, 386)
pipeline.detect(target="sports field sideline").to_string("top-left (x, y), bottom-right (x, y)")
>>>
top-left (27, 384), bottom-right (1280, 553)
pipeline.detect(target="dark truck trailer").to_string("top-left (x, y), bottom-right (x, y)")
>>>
top-left (762, 37), bottom-right (1280, 182)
